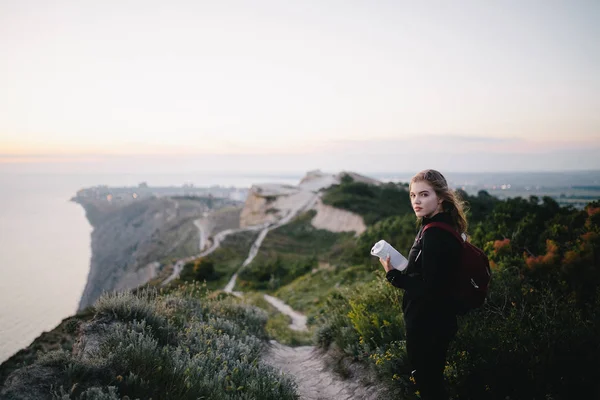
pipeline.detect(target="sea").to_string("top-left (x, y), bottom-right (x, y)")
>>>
top-left (0, 170), bottom-right (599, 364)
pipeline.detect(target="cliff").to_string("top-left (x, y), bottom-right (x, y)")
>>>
top-left (75, 195), bottom-right (241, 311)
top-left (310, 198), bottom-right (367, 235)
top-left (0, 170), bottom-right (388, 398)
top-left (240, 170), bottom-right (377, 235)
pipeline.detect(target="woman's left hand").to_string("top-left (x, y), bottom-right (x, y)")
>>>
top-left (379, 255), bottom-right (393, 273)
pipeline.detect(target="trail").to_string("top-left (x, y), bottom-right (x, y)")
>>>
top-left (161, 186), bottom-right (381, 399)
top-left (258, 276), bottom-right (381, 399)
top-left (263, 295), bottom-right (307, 331)
top-left (264, 342), bottom-right (382, 400)
top-left (224, 191), bottom-right (320, 294)
top-left (193, 219), bottom-right (207, 252)
top-left (161, 221), bottom-right (267, 287)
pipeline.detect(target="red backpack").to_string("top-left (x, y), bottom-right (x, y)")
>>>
top-left (422, 222), bottom-right (492, 315)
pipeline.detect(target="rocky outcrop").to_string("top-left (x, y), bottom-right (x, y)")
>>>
top-left (239, 186), bottom-right (285, 227)
top-left (240, 170), bottom-right (376, 235)
top-left (311, 198), bottom-right (367, 236)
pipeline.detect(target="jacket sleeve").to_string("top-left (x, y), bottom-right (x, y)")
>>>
top-left (385, 227), bottom-right (459, 296)
top-left (385, 268), bottom-right (406, 288)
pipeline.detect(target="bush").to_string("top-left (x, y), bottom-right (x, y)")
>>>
top-left (238, 254), bottom-right (316, 291)
top-left (10, 288), bottom-right (299, 400)
top-left (313, 274), bottom-right (404, 355)
top-left (443, 262), bottom-right (600, 400)
top-left (180, 257), bottom-right (217, 282)
top-left (314, 200), bottom-right (600, 399)
top-left (94, 288), bottom-right (174, 345)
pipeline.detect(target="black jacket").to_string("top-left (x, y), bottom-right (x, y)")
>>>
top-left (386, 212), bottom-right (460, 335)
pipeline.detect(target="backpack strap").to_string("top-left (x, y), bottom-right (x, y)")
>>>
top-left (422, 222), bottom-right (464, 243)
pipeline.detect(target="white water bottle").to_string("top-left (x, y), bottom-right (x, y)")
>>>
top-left (370, 240), bottom-right (408, 271)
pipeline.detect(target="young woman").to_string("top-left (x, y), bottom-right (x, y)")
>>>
top-left (380, 169), bottom-right (468, 400)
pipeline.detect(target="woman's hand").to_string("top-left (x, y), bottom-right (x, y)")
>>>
top-left (379, 255), bottom-right (394, 273)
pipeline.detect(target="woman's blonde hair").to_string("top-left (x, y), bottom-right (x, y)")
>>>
top-left (410, 169), bottom-right (469, 233)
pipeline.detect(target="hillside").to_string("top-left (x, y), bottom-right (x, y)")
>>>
top-left (75, 195), bottom-right (242, 310)
top-left (1, 169), bottom-right (378, 399)
top-left (2, 172), bottom-right (599, 399)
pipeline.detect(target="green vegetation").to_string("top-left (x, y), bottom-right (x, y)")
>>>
top-left (321, 174), bottom-right (412, 225)
top-left (236, 210), bottom-right (354, 291)
top-left (5, 178), bottom-right (598, 399)
top-left (177, 230), bottom-right (260, 290)
top-left (314, 195), bottom-right (600, 399)
top-left (274, 264), bottom-right (375, 318)
top-left (242, 292), bottom-right (313, 346)
top-left (1, 284), bottom-right (298, 399)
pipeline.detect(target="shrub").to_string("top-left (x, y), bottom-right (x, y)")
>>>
top-left (314, 199), bottom-right (600, 399)
top-left (179, 257), bottom-right (218, 282)
top-left (238, 255), bottom-right (316, 291)
top-left (11, 288), bottom-right (299, 400)
top-left (37, 349), bottom-right (71, 367)
top-left (93, 288), bottom-right (174, 346)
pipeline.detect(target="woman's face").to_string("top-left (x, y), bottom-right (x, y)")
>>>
top-left (410, 181), bottom-right (443, 218)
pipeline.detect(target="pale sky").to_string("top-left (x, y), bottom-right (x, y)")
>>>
top-left (1, 0), bottom-right (599, 173)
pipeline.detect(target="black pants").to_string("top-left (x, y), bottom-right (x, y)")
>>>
top-left (406, 328), bottom-right (453, 400)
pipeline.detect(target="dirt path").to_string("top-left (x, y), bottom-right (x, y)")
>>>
top-left (263, 294), bottom-right (307, 331)
top-left (261, 293), bottom-right (382, 399)
top-left (162, 221), bottom-right (268, 287)
top-left (264, 341), bottom-right (382, 400)
top-left (162, 189), bottom-right (382, 399)
top-left (224, 191), bottom-right (320, 293)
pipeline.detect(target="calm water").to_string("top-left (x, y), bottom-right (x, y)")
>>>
top-left (0, 174), bottom-right (92, 363)
top-left (0, 172), bottom-right (302, 363)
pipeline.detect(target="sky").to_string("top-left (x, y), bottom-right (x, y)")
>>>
top-left (1, 0), bottom-right (599, 174)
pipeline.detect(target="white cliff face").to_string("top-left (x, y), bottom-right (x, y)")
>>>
top-left (239, 170), bottom-right (376, 235)
top-left (239, 188), bottom-right (279, 227)
top-left (310, 198), bottom-right (366, 236)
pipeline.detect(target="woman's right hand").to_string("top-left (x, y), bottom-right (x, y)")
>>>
top-left (379, 255), bottom-right (393, 273)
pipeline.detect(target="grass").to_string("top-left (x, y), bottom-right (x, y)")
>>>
top-left (258, 210), bottom-right (352, 258)
top-left (175, 230), bottom-right (260, 291)
top-left (274, 264), bottom-right (376, 318)
top-left (236, 211), bottom-right (354, 291)
top-left (242, 292), bottom-right (313, 346)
